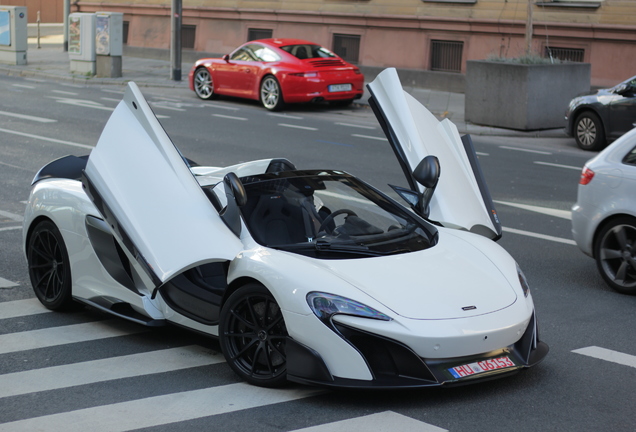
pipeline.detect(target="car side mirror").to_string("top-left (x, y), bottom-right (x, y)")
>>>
top-left (613, 84), bottom-right (631, 96)
top-left (219, 173), bottom-right (246, 237)
top-left (413, 155), bottom-right (440, 218)
top-left (222, 54), bottom-right (230, 63)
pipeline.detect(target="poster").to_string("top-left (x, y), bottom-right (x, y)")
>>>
top-left (0, 10), bottom-right (10, 46)
top-left (95, 14), bottom-right (110, 55)
top-left (68, 15), bottom-right (81, 54)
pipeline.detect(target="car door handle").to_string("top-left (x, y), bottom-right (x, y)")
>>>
top-left (243, 69), bottom-right (251, 73)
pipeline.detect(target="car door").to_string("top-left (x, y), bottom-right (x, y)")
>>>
top-left (214, 46), bottom-right (258, 97)
top-left (367, 68), bottom-right (502, 240)
top-left (608, 78), bottom-right (636, 140)
top-left (83, 82), bottom-right (244, 289)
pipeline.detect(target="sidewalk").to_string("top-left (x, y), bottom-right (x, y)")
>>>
top-left (0, 41), bottom-right (567, 139)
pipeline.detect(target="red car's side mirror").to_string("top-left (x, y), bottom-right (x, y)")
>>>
top-left (222, 54), bottom-right (230, 63)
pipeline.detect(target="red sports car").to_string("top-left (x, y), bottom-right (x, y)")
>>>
top-left (188, 38), bottom-right (365, 111)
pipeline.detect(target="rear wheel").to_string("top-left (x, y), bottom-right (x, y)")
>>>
top-left (219, 283), bottom-right (288, 387)
top-left (193, 67), bottom-right (216, 100)
top-left (574, 112), bottom-right (605, 151)
top-left (594, 216), bottom-right (636, 295)
top-left (27, 220), bottom-right (75, 310)
top-left (260, 76), bottom-right (284, 111)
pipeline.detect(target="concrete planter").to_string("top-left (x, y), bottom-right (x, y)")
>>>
top-left (465, 60), bottom-right (591, 130)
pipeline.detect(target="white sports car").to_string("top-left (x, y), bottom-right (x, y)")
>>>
top-left (23, 68), bottom-right (548, 388)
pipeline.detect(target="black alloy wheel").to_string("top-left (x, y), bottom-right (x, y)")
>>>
top-left (574, 111), bottom-right (605, 151)
top-left (594, 216), bottom-right (636, 295)
top-left (219, 283), bottom-right (288, 387)
top-left (193, 67), bottom-right (216, 100)
top-left (260, 75), bottom-right (284, 111)
top-left (27, 220), bottom-right (75, 310)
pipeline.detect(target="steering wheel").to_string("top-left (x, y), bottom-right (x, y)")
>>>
top-left (318, 209), bottom-right (357, 234)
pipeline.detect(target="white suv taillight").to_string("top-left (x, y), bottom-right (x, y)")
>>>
top-left (579, 166), bottom-right (595, 185)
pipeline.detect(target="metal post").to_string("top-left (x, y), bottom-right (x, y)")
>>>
top-left (525, 0), bottom-right (533, 56)
top-left (63, 0), bottom-right (70, 51)
top-left (170, 0), bottom-right (182, 81)
top-left (37, 11), bottom-right (41, 49)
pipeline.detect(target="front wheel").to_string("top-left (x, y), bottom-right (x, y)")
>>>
top-left (260, 76), bottom-right (284, 111)
top-left (193, 67), bottom-right (216, 100)
top-left (594, 216), bottom-right (636, 295)
top-left (219, 283), bottom-right (288, 387)
top-left (27, 220), bottom-right (76, 310)
top-left (574, 112), bottom-right (605, 151)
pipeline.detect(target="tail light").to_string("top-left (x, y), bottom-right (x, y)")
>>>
top-left (289, 72), bottom-right (317, 78)
top-left (579, 166), bottom-right (595, 185)
top-left (353, 68), bottom-right (361, 75)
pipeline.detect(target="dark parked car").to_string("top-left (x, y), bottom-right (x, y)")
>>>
top-left (565, 76), bottom-right (636, 151)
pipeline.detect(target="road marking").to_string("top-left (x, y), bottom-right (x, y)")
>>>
top-left (59, 83), bottom-right (85, 88)
top-left (51, 89), bottom-right (78, 96)
top-left (336, 122), bottom-right (376, 130)
top-left (0, 384), bottom-right (323, 432)
top-left (0, 160), bottom-right (31, 171)
top-left (12, 84), bottom-right (35, 89)
top-left (352, 134), bottom-right (387, 141)
top-left (100, 88), bottom-right (124, 94)
top-left (573, 346), bottom-right (636, 369)
top-left (499, 146), bottom-right (552, 155)
top-left (99, 97), bottom-right (121, 103)
top-left (151, 103), bottom-right (186, 112)
top-left (0, 226), bottom-right (21, 232)
top-left (269, 113), bottom-right (303, 119)
top-left (0, 345), bottom-right (225, 398)
top-left (503, 227), bottom-right (576, 245)
top-left (0, 127), bottom-right (93, 149)
top-left (279, 123), bottom-right (318, 131)
top-left (48, 96), bottom-right (115, 112)
top-left (534, 161), bottom-right (582, 171)
top-left (0, 298), bottom-right (50, 318)
top-left (0, 210), bottom-right (23, 222)
top-left (494, 200), bottom-right (572, 220)
top-left (206, 103), bottom-right (240, 111)
top-left (152, 96), bottom-right (181, 102)
top-left (291, 411), bottom-right (447, 432)
top-left (156, 114), bottom-right (170, 119)
top-left (476, 152), bottom-right (489, 156)
top-left (0, 277), bottom-right (19, 289)
top-left (24, 78), bottom-right (45, 83)
top-left (316, 139), bottom-right (353, 148)
top-left (0, 110), bottom-right (57, 123)
top-left (0, 320), bottom-right (148, 355)
top-left (213, 114), bottom-right (247, 121)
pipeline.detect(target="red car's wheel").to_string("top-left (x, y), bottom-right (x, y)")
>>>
top-left (193, 67), bottom-right (217, 100)
top-left (260, 75), bottom-right (284, 111)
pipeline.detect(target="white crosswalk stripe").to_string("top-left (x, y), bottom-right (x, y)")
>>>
top-left (0, 345), bottom-right (224, 398)
top-left (0, 298), bottom-right (51, 319)
top-left (0, 384), bottom-right (323, 432)
top-left (0, 277), bottom-right (19, 289)
top-left (0, 320), bottom-right (147, 355)
top-left (290, 411), bottom-right (447, 432)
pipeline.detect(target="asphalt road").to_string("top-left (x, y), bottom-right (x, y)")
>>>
top-left (0, 75), bottom-right (635, 432)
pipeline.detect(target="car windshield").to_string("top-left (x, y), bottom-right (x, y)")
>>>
top-left (240, 172), bottom-right (437, 258)
top-left (280, 44), bottom-right (337, 60)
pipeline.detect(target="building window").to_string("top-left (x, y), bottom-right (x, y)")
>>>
top-left (333, 34), bottom-right (360, 64)
top-left (248, 28), bottom-right (273, 41)
top-left (181, 25), bottom-right (196, 49)
top-left (544, 46), bottom-right (585, 62)
top-left (123, 21), bottom-right (129, 44)
top-left (430, 40), bottom-right (463, 73)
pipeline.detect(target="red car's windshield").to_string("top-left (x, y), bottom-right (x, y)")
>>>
top-left (280, 44), bottom-right (337, 60)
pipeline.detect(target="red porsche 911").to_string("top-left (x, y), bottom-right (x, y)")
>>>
top-left (188, 38), bottom-right (365, 111)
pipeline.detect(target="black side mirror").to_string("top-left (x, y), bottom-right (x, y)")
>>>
top-left (219, 173), bottom-right (246, 237)
top-left (222, 54), bottom-right (230, 63)
top-left (413, 156), bottom-right (440, 218)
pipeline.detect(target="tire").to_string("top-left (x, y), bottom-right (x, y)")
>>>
top-left (219, 283), bottom-right (288, 387)
top-left (260, 75), bottom-right (284, 111)
top-left (594, 216), bottom-right (636, 295)
top-left (574, 112), bottom-right (605, 151)
top-left (193, 67), bottom-right (216, 100)
top-left (27, 220), bottom-right (76, 310)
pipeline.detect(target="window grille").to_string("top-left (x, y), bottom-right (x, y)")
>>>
top-left (544, 46), bottom-right (585, 62)
top-left (248, 28), bottom-right (273, 41)
top-left (332, 34), bottom-right (361, 64)
top-left (182, 25), bottom-right (196, 49)
top-left (430, 40), bottom-right (463, 73)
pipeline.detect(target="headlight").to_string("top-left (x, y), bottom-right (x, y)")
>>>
top-left (516, 263), bottom-right (530, 297)
top-left (306, 292), bottom-right (392, 323)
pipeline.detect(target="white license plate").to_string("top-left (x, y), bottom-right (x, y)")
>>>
top-left (329, 84), bottom-right (352, 92)
top-left (448, 356), bottom-right (515, 379)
